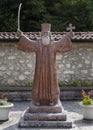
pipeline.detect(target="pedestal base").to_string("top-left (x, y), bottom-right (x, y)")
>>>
top-left (24, 107), bottom-right (66, 121)
top-left (19, 118), bottom-right (73, 128)
top-left (29, 100), bottom-right (63, 113)
top-left (18, 101), bottom-right (73, 128)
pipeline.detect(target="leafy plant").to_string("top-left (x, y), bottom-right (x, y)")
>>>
top-left (81, 89), bottom-right (93, 105)
top-left (0, 93), bottom-right (8, 106)
top-left (26, 79), bottom-right (93, 87)
top-left (59, 82), bottom-right (69, 87)
top-left (26, 82), bottom-right (32, 87)
top-left (71, 79), bottom-right (81, 87)
top-left (81, 80), bottom-right (91, 87)
top-left (59, 79), bottom-right (93, 87)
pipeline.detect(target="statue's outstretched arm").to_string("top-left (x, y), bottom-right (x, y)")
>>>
top-left (17, 33), bottom-right (38, 52)
top-left (17, 3), bottom-right (38, 52)
top-left (53, 31), bottom-right (74, 52)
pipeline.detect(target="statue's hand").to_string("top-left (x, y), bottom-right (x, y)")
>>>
top-left (17, 29), bottom-right (23, 37)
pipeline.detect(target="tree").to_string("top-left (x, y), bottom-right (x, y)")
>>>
top-left (0, 0), bottom-right (93, 32)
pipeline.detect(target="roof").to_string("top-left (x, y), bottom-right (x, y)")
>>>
top-left (0, 32), bottom-right (93, 42)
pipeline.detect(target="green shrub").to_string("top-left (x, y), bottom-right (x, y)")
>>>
top-left (26, 82), bottom-right (32, 87)
top-left (81, 80), bottom-right (91, 87)
top-left (71, 79), bottom-right (81, 87)
top-left (26, 79), bottom-right (92, 87)
top-left (59, 82), bottom-right (68, 87)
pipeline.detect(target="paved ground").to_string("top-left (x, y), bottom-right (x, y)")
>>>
top-left (0, 101), bottom-right (93, 130)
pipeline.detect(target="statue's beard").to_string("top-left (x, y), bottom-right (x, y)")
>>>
top-left (42, 36), bottom-right (50, 46)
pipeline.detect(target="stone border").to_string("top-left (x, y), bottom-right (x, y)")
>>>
top-left (60, 87), bottom-right (93, 100)
top-left (0, 86), bottom-right (93, 101)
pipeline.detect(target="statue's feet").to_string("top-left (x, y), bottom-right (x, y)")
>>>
top-left (35, 102), bottom-right (40, 106)
top-left (49, 102), bottom-right (54, 106)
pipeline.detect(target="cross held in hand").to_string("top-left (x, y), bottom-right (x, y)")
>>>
top-left (66, 23), bottom-right (75, 32)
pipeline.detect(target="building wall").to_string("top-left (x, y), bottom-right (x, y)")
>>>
top-left (0, 42), bottom-right (93, 86)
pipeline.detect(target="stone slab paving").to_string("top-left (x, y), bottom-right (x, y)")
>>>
top-left (0, 101), bottom-right (93, 130)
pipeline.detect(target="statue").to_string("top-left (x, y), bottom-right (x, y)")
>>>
top-left (17, 23), bottom-right (74, 106)
top-left (17, 4), bottom-right (74, 128)
top-left (17, 4), bottom-right (74, 106)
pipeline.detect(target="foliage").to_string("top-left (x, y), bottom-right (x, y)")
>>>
top-left (26, 82), bottom-right (32, 87)
top-left (59, 79), bottom-right (92, 87)
top-left (0, 93), bottom-right (8, 106)
top-left (26, 79), bottom-right (93, 87)
top-left (81, 89), bottom-right (93, 105)
top-left (59, 82), bottom-right (70, 87)
top-left (0, 99), bottom-right (9, 106)
top-left (81, 80), bottom-right (91, 87)
top-left (71, 79), bottom-right (81, 87)
top-left (0, 0), bottom-right (93, 31)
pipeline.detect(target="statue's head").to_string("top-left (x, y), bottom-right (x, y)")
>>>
top-left (41, 23), bottom-right (51, 46)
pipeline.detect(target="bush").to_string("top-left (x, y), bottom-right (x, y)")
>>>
top-left (59, 79), bottom-right (92, 87)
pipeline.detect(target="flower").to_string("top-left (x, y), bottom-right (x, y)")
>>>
top-left (82, 89), bottom-right (93, 105)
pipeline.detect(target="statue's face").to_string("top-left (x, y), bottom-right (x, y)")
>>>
top-left (41, 32), bottom-right (50, 46)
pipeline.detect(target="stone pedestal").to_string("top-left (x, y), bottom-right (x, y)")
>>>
top-left (29, 100), bottom-right (63, 113)
top-left (18, 101), bottom-right (73, 128)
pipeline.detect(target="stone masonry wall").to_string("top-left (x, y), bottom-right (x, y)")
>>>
top-left (0, 42), bottom-right (93, 86)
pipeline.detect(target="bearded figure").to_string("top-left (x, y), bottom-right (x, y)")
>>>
top-left (17, 23), bottom-right (73, 106)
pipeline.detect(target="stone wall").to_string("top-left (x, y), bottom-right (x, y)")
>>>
top-left (0, 42), bottom-right (93, 86)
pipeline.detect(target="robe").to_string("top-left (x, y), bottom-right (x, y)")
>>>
top-left (17, 31), bottom-right (73, 106)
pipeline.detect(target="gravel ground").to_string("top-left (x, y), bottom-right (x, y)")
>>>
top-left (0, 101), bottom-right (93, 130)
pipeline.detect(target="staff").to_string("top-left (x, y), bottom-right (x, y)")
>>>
top-left (18, 3), bottom-right (22, 31)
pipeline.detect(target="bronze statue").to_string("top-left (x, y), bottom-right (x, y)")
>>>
top-left (17, 23), bottom-right (73, 106)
